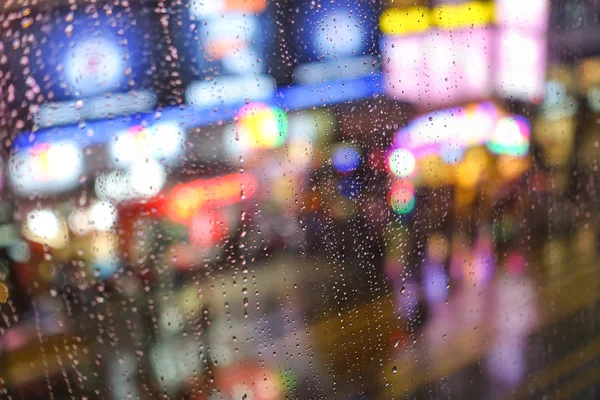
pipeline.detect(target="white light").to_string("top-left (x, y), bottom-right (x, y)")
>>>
top-left (160, 305), bottom-right (184, 334)
top-left (496, 0), bottom-right (549, 30)
top-left (232, 385), bottom-right (254, 400)
top-left (288, 136), bottom-right (313, 168)
top-left (200, 14), bottom-right (258, 55)
top-left (34, 91), bottom-right (157, 129)
top-left (9, 140), bottom-right (83, 196)
top-left (109, 131), bottom-right (138, 167)
top-left (89, 201), bottom-right (117, 232)
top-left (64, 37), bottom-right (126, 97)
top-left (288, 113), bottom-right (318, 141)
top-left (185, 75), bottom-right (275, 107)
top-left (25, 209), bottom-right (59, 240)
top-left (223, 123), bottom-right (249, 160)
top-left (95, 162), bottom-right (166, 203)
top-left (316, 12), bottom-right (364, 59)
top-left (68, 207), bottom-right (94, 236)
top-left (396, 103), bottom-right (500, 152)
top-left (130, 160), bottom-right (166, 198)
top-left (496, 30), bottom-right (546, 101)
top-left (465, 110), bottom-right (496, 145)
top-left (294, 56), bottom-right (377, 84)
top-left (149, 123), bottom-right (185, 164)
top-left (495, 119), bottom-right (519, 142)
top-left (189, 0), bottom-right (224, 18)
top-left (109, 122), bottom-right (185, 169)
top-left (222, 46), bottom-right (263, 75)
top-left (588, 87), bottom-right (600, 113)
top-left (95, 170), bottom-right (128, 203)
top-left (492, 118), bottom-right (527, 147)
top-left (389, 148), bottom-right (416, 178)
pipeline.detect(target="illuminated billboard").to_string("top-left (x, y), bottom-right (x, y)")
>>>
top-left (494, 0), bottom-right (549, 101)
top-left (1, 6), bottom-right (160, 128)
top-left (166, 172), bottom-right (258, 225)
top-left (381, 27), bottom-right (492, 105)
top-left (9, 140), bottom-right (84, 196)
top-left (380, 0), bottom-right (549, 106)
top-left (389, 102), bottom-right (530, 161)
top-left (107, 122), bottom-right (186, 169)
top-left (172, 0), bottom-right (277, 107)
top-left (289, 0), bottom-right (381, 84)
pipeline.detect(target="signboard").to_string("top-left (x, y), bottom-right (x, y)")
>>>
top-left (380, 0), bottom-right (549, 106)
top-left (173, 0), bottom-right (277, 107)
top-left (1, 6), bottom-right (158, 128)
top-left (382, 28), bottom-right (492, 105)
top-left (289, 0), bottom-right (381, 84)
top-left (107, 122), bottom-right (186, 168)
top-left (9, 140), bottom-right (83, 196)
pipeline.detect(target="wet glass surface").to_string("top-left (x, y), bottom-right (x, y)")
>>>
top-left (0, 0), bottom-right (599, 399)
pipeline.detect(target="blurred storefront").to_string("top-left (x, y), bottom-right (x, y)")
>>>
top-left (2, 0), bottom-right (600, 399)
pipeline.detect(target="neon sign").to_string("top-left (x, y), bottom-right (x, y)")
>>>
top-left (9, 140), bottom-right (83, 196)
top-left (388, 179), bottom-right (416, 215)
top-left (394, 102), bottom-right (499, 155)
top-left (380, 1), bottom-right (495, 35)
top-left (387, 102), bottom-right (530, 178)
top-left (487, 116), bottom-right (530, 157)
top-left (224, 103), bottom-right (288, 158)
top-left (64, 37), bottom-right (126, 97)
top-left (108, 122), bottom-right (185, 168)
top-left (380, 0), bottom-right (549, 104)
top-left (291, 0), bottom-right (379, 84)
top-left (166, 173), bottom-right (258, 224)
top-left (190, 0), bottom-right (266, 18)
top-left (180, 0), bottom-right (273, 107)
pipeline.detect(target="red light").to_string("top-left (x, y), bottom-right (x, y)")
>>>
top-left (167, 173), bottom-right (258, 224)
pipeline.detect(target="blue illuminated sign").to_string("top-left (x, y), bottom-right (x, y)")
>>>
top-left (13, 74), bottom-right (385, 152)
top-left (289, 0), bottom-right (381, 84)
top-left (172, 0), bottom-right (277, 106)
top-left (332, 145), bottom-right (362, 174)
top-left (29, 8), bottom-right (154, 102)
top-left (291, 0), bottom-right (380, 64)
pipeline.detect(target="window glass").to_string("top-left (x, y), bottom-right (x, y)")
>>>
top-left (1, 1), bottom-right (600, 399)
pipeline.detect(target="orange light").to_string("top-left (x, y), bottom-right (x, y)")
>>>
top-left (206, 38), bottom-right (250, 59)
top-left (226, 0), bottom-right (266, 13)
top-left (167, 173), bottom-right (258, 224)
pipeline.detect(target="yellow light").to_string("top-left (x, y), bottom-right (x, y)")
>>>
top-left (534, 117), bottom-right (575, 167)
top-left (433, 2), bottom-right (495, 30)
top-left (380, 7), bottom-right (431, 35)
top-left (38, 261), bottom-right (56, 282)
top-left (236, 103), bottom-right (288, 151)
top-left (91, 232), bottom-right (120, 261)
top-left (419, 155), bottom-right (456, 187)
top-left (456, 148), bottom-right (489, 188)
top-left (380, 1), bottom-right (495, 35)
top-left (497, 154), bottom-right (530, 181)
top-left (273, 176), bottom-right (297, 208)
